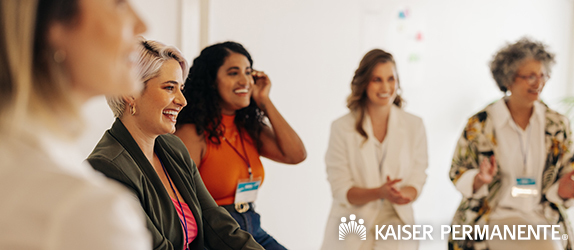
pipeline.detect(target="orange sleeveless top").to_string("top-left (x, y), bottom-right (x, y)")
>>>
top-left (198, 114), bottom-right (265, 206)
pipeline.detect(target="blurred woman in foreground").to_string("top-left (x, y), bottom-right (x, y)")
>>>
top-left (0, 0), bottom-right (150, 249)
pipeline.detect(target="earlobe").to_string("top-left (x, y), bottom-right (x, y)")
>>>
top-left (47, 23), bottom-right (67, 53)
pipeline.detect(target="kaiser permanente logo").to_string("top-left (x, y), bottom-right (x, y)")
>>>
top-left (339, 214), bottom-right (367, 240)
top-left (338, 214), bottom-right (569, 241)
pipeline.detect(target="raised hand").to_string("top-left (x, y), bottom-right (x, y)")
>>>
top-left (473, 155), bottom-right (497, 192)
top-left (558, 171), bottom-right (574, 200)
top-left (251, 70), bottom-right (271, 110)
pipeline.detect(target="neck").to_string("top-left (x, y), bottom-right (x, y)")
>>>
top-left (506, 96), bottom-right (534, 129)
top-left (366, 103), bottom-right (392, 123)
top-left (120, 115), bottom-right (157, 163)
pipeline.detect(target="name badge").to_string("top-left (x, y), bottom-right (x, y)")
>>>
top-left (511, 177), bottom-right (538, 197)
top-left (234, 177), bottom-right (262, 204)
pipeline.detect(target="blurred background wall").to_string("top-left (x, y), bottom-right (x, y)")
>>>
top-left (78, 0), bottom-right (574, 249)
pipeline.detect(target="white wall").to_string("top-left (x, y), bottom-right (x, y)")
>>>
top-left (77, 1), bottom-right (574, 250)
top-left (207, 1), bottom-right (574, 250)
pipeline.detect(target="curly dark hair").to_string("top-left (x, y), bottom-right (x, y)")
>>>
top-left (176, 41), bottom-right (266, 148)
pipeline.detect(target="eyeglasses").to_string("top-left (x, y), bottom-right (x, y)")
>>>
top-left (515, 74), bottom-right (550, 85)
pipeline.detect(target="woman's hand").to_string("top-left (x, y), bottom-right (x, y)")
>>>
top-left (251, 70), bottom-right (271, 111)
top-left (380, 176), bottom-right (413, 205)
top-left (473, 155), bottom-right (497, 192)
top-left (558, 171), bottom-right (574, 200)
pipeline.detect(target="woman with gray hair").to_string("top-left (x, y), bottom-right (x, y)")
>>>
top-left (449, 38), bottom-right (574, 250)
top-left (87, 38), bottom-right (263, 250)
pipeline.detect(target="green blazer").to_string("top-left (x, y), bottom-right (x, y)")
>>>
top-left (87, 119), bottom-right (263, 250)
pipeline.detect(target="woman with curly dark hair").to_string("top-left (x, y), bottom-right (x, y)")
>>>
top-left (175, 41), bottom-right (306, 249)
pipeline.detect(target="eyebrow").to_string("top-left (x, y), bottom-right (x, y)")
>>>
top-left (226, 66), bottom-right (252, 72)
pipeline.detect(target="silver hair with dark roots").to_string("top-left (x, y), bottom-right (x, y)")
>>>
top-left (107, 38), bottom-right (189, 118)
top-left (490, 37), bottom-right (555, 93)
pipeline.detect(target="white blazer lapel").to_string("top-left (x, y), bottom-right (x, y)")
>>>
top-left (382, 106), bottom-right (404, 180)
top-left (359, 114), bottom-right (382, 187)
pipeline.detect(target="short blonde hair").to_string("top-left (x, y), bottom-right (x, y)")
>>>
top-left (107, 38), bottom-right (189, 118)
top-left (0, 0), bottom-right (82, 138)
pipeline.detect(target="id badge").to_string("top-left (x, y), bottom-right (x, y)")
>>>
top-left (234, 177), bottom-right (262, 203)
top-left (511, 177), bottom-right (538, 197)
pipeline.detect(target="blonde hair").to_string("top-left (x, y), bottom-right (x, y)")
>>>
top-left (347, 49), bottom-right (404, 140)
top-left (107, 38), bottom-right (189, 118)
top-left (0, 0), bottom-right (81, 138)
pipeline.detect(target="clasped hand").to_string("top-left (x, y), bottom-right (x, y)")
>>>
top-left (379, 176), bottom-right (413, 205)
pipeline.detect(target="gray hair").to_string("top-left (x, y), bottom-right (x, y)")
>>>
top-left (490, 37), bottom-right (555, 92)
top-left (107, 38), bottom-right (189, 118)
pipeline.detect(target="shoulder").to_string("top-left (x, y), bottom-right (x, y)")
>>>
top-left (394, 106), bottom-right (424, 127)
top-left (159, 134), bottom-right (195, 166)
top-left (0, 154), bottom-right (148, 249)
top-left (540, 102), bottom-right (571, 135)
top-left (331, 112), bottom-right (355, 131)
top-left (86, 132), bottom-right (138, 185)
top-left (87, 131), bottom-right (125, 165)
top-left (542, 102), bottom-right (568, 123)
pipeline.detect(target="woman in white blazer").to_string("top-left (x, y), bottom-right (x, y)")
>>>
top-left (321, 49), bottom-right (428, 250)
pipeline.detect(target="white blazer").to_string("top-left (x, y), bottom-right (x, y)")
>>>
top-left (321, 106), bottom-right (428, 250)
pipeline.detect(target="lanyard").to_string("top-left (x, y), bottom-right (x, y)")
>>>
top-left (157, 153), bottom-right (189, 250)
top-left (514, 124), bottom-right (532, 176)
top-left (222, 131), bottom-right (253, 181)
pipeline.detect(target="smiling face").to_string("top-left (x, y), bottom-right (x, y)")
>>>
top-left (365, 62), bottom-right (398, 108)
top-left (53, 0), bottom-right (147, 101)
top-left (133, 59), bottom-right (186, 135)
top-left (216, 52), bottom-right (254, 115)
top-left (508, 58), bottom-right (547, 104)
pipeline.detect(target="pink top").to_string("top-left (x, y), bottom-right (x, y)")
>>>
top-left (170, 197), bottom-right (198, 249)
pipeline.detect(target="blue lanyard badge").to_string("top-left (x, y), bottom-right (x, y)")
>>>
top-left (235, 177), bottom-right (262, 204)
top-left (511, 177), bottom-right (538, 197)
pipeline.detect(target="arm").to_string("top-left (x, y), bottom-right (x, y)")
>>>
top-left (450, 117), bottom-right (495, 199)
top-left (88, 157), bottom-right (176, 250)
top-left (325, 120), bottom-right (354, 207)
top-left (401, 120), bottom-right (428, 201)
top-left (549, 116), bottom-right (574, 205)
top-left (174, 123), bottom-right (206, 166)
top-left (251, 71), bottom-right (307, 164)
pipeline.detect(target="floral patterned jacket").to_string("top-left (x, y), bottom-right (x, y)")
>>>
top-left (449, 101), bottom-right (574, 250)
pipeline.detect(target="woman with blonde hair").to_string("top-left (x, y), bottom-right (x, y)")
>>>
top-left (88, 39), bottom-right (263, 250)
top-left (321, 49), bottom-right (428, 250)
top-left (0, 0), bottom-right (149, 249)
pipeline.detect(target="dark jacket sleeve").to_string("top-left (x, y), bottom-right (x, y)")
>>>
top-left (87, 156), bottom-right (177, 250)
top-left (164, 135), bottom-right (264, 250)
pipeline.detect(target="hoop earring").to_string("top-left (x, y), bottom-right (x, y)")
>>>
top-left (53, 50), bottom-right (66, 63)
top-left (130, 104), bottom-right (136, 116)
